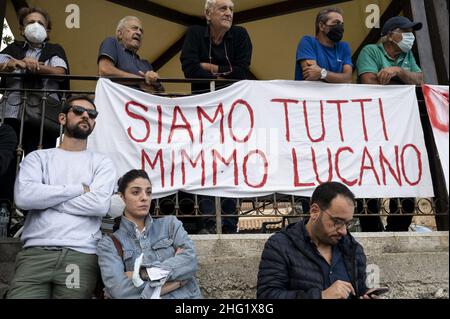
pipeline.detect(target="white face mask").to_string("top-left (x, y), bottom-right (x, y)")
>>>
top-left (395, 32), bottom-right (415, 53)
top-left (24, 22), bottom-right (47, 44)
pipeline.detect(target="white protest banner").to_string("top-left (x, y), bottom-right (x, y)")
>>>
top-left (422, 85), bottom-right (449, 194)
top-left (89, 79), bottom-right (433, 199)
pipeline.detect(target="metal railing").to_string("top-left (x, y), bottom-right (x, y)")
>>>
top-left (0, 73), bottom-right (448, 235)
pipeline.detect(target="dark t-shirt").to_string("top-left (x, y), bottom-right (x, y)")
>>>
top-left (98, 37), bottom-right (153, 76)
top-left (180, 25), bottom-right (252, 94)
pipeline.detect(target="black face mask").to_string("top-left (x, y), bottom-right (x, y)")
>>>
top-left (326, 24), bottom-right (344, 43)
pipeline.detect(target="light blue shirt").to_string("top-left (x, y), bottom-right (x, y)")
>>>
top-left (0, 42), bottom-right (67, 119)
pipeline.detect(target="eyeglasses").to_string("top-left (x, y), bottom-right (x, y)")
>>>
top-left (68, 105), bottom-right (98, 119)
top-left (321, 208), bottom-right (356, 230)
top-left (209, 39), bottom-right (233, 77)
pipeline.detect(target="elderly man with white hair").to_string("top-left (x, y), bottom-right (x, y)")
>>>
top-left (177, 0), bottom-right (251, 234)
top-left (180, 0), bottom-right (252, 94)
top-left (97, 16), bottom-right (164, 92)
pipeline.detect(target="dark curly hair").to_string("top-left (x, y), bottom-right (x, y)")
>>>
top-left (310, 181), bottom-right (355, 210)
top-left (117, 169), bottom-right (151, 194)
top-left (18, 7), bottom-right (52, 30)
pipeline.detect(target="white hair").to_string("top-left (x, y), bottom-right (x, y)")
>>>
top-left (204, 0), bottom-right (234, 22)
top-left (116, 16), bottom-right (141, 37)
top-left (204, 0), bottom-right (217, 15)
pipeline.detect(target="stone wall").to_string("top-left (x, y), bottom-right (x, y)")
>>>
top-left (193, 232), bottom-right (449, 299)
top-left (1, 232), bottom-right (448, 299)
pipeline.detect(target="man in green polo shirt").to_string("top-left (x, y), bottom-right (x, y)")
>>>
top-left (356, 16), bottom-right (423, 85)
top-left (355, 16), bottom-right (423, 232)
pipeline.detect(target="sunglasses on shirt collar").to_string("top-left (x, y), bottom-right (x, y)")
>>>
top-left (208, 40), bottom-right (233, 77)
top-left (67, 105), bottom-right (98, 119)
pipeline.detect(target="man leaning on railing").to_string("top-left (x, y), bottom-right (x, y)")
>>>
top-left (0, 7), bottom-right (69, 206)
top-left (178, 0), bottom-right (253, 234)
top-left (355, 16), bottom-right (424, 232)
top-left (97, 16), bottom-right (164, 93)
top-left (180, 0), bottom-right (252, 95)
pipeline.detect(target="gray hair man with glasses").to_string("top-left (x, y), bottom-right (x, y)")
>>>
top-left (257, 181), bottom-right (379, 299)
top-left (180, 0), bottom-right (252, 94)
top-left (6, 95), bottom-right (116, 299)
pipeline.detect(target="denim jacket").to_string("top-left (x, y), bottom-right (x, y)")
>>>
top-left (97, 215), bottom-right (202, 299)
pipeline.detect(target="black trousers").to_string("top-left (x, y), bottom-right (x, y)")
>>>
top-left (0, 118), bottom-right (58, 204)
top-left (358, 198), bottom-right (415, 232)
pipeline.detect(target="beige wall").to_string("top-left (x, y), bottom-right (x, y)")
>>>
top-left (5, 0), bottom-right (392, 92)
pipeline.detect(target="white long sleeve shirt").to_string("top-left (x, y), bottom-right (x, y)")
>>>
top-left (14, 147), bottom-right (116, 254)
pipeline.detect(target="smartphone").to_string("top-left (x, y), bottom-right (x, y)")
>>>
top-left (367, 287), bottom-right (389, 297)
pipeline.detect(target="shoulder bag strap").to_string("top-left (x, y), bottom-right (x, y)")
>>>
top-left (109, 234), bottom-right (125, 271)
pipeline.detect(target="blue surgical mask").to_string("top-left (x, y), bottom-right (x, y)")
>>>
top-left (395, 32), bottom-right (415, 53)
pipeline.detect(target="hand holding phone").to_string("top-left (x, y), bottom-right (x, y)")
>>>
top-left (366, 287), bottom-right (389, 298)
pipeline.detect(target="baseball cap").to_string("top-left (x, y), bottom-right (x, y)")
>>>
top-left (381, 16), bottom-right (422, 36)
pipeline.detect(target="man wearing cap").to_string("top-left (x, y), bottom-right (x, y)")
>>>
top-left (6, 95), bottom-right (116, 299)
top-left (356, 16), bottom-right (423, 85)
top-left (355, 16), bottom-right (423, 232)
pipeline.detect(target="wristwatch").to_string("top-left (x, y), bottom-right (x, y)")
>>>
top-left (320, 68), bottom-right (328, 80)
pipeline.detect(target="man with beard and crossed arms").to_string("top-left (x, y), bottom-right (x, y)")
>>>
top-left (6, 95), bottom-right (116, 299)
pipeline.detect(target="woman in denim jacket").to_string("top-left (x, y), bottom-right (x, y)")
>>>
top-left (97, 169), bottom-right (202, 299)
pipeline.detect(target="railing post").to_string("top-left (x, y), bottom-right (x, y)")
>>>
top-left (155, 198), bottom-right (160, 216)
top-left (38, 92), bottom-right (47, 150)
top-left (58, 93), bottom-right (67, 146)
top-left (0, 89), bottom-right (7, 124)
top-left (215, 196), bottom-right (222, 234)
top-left (193, 194), bottom-right (199, 216)
top-left (16, 91), bottom-right (26, 173)
top-left (210, 78), bottom-right (221, 234)
top-left (175, 192), bottom-right (180, 217)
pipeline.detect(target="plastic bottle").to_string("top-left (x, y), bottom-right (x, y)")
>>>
top-left (0, 203), bottom-right (10, 238)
